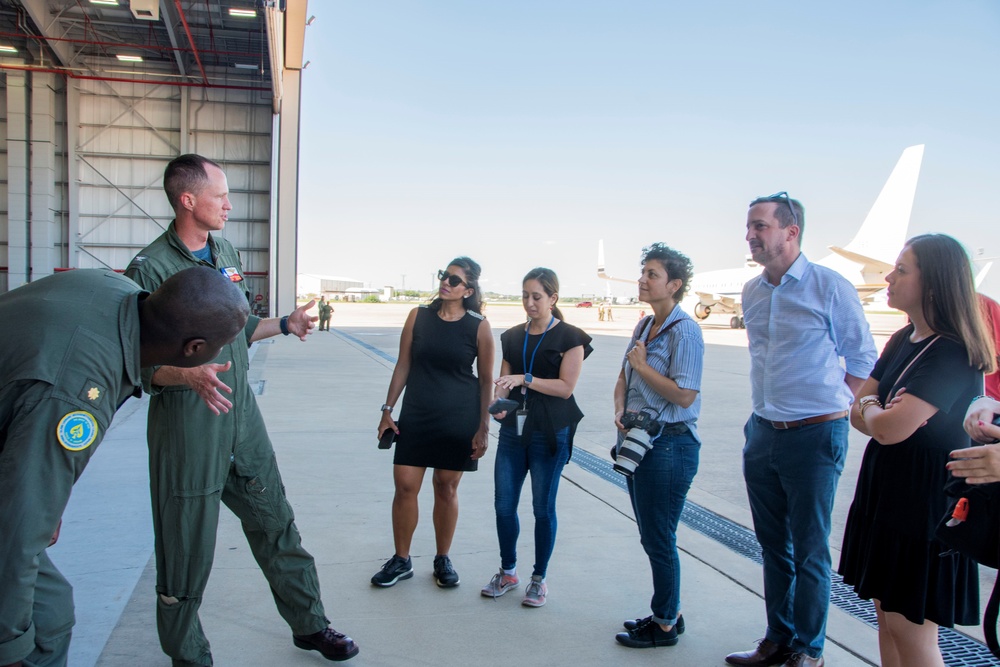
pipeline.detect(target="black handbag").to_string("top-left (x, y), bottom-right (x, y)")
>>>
top-left (936, 476), bottom-right (1000, 657)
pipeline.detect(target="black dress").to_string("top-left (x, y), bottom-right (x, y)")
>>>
top-left (394, 306), bottom-right (485, 472)
top-left (839, 326), bottom-right (981, 627)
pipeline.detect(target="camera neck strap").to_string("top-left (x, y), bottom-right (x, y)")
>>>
top-left (624, 315), bottom-right (682, 405)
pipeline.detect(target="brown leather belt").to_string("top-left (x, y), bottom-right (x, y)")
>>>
top-left (759, 410), bottom-right (848, 430)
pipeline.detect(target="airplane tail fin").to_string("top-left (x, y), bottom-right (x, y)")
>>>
top-left (840, 144), bottom-right (924, 265)
top-left (976, 261), bottom-right (993, 289)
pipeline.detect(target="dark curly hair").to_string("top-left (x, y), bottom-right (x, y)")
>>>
top-left (641, 243), bottom-right (695, 302)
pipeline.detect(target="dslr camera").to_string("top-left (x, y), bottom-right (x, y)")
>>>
top-left (613, 410), bottom-right (662, 478)
top-left (619, 411), bottom-right (662, 437)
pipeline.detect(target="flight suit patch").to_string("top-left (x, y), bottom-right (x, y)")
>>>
top-left (57, 411), bottom-right (99, 451)
top-left (220, 266), bottom-right (243, 283)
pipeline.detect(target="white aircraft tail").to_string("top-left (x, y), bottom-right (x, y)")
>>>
top-left (824, 144), bottom-right (924, 296)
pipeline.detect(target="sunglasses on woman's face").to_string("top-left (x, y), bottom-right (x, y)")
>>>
top-left (438, 270), bottom-right (467, 288)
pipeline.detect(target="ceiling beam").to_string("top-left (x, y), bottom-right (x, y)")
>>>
top-left (158, 0), bottom-right (187, 77)
top-left (18, 0), bottom-right (75, 66)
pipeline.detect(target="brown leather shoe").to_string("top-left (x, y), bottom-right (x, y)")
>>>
top-left (725, 638), bottom-right (793, 666)
top-left (293, 627), bottom-right (360, 661)
top-left (781, 653), bottom-right (824, 667)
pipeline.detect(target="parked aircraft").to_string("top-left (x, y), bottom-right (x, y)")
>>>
top-left (597, 144), bottom-right (925, 328)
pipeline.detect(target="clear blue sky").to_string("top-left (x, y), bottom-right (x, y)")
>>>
top-left (297, 1), bottom-right (1000, 299)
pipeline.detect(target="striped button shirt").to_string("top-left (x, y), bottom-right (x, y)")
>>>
top-left (622, 305), bottom-right (705, 443)
top-left (742, 253), bottom-right (877, 421)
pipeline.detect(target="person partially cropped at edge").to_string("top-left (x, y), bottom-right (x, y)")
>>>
top-left (372, 258), bottom-right (494, 589)
top-left (840, 234), bottom-right (995, 667)
top-left (726, 193), bottom-right (876, 667)
top-left (483, 267), bottom-right (592, 608)
top-left (611, 244), bottom-right (704, 650)
top-left (125, 154), bottom-right (358, 665)
top-left (0, 267), bottom-right (249, 667)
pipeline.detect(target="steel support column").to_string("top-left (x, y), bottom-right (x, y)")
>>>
top-left (30, 72), bottom-right (58, 279)
top-left (272, 68), bottom-right (301, 316)
top-left (6, 71), bottom-right (29, 288)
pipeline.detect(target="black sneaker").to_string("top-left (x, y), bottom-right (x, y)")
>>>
top-left (371, 555), bottom-right (413, 587)
top-left (615, 617), bottom-right (679, 648)
top-left (623, 614), bottom-right (684, 633)
top-left (433, 555), bottom-right (460, 588)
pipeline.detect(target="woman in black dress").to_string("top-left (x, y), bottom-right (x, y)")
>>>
top-left (839, 234), bottom-right (996, 666)
top-left (371, 257), bottom-right (495, 589)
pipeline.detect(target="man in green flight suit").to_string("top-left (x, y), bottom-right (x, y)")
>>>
top-left (318, 296), bottom-right (333, 331)
top-left (124, 154), bottom-right (358, 665)
top-left (0, 266), bottom-right (250, 667)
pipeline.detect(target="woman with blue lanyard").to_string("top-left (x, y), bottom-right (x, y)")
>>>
top-left (482, 267), bottom-right (592, 608)
top-left (613, 243), bottom-right (704, 649)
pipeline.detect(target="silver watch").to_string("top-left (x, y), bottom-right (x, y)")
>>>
top-left (380, 404), bottom-right (393, 413)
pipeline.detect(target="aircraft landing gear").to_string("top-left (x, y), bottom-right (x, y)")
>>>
top-left (730, 316), bottom-right (745, 329)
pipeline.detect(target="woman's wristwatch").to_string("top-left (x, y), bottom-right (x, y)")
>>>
top-left (380, 404), bottom-right (393, 413)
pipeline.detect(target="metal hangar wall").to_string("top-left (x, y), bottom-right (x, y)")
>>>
top-left (0, 0), bottom-right (309, 316)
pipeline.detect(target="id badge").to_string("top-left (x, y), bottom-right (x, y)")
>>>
top-left (516, 409), bottom-right (529, 436)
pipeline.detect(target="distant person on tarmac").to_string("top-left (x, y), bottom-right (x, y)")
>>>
top-left (373, 258), bottom-right (494, 590)
top-left (318, 296), bottom-right (333, 331)
top-left (125, 154), bottom-right (358, 665)
top-left (0, 267), bottom-right (249, 667)
top-left (483, 267), bottom-right (592, 608)
top-left (726, 192), bottom-right (876, 667)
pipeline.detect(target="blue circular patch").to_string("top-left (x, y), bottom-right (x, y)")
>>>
top-left (57, 411), bottom-right (99, 451)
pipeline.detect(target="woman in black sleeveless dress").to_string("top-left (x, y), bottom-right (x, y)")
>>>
top-left (839, 234), bottom-right (996, 666)
top-left (371, 257), bottom-right (494, 589)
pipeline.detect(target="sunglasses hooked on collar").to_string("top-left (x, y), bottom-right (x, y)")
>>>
top-left (755, 191), bottom-right (799, 228)
top-left (438, 270), bottom-right (468, 288)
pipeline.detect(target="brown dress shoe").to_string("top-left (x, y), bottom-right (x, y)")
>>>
top-left (725, 638), bottom-right (793, 666)
top-left (781, 653), bottom-right (824, 667)
top-left (293, 627), bottom-right (360, 661)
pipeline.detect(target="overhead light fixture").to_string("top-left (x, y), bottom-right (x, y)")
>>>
top-left (233, 63), bottom-right (258, 70)
top-left (228, 8), bottom-right (257, 18)
top-left (306, 15), bottom-right (316, 26)
top-left (130, 0), bottom-right (159, 20)
top-left (116, 54), bottom-right (143, 62)
top-left (0, 45), bottom-right (18, 53)
top-left (89, 0), bottom-right (119, 5)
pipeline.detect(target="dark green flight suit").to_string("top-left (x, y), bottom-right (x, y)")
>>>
top-left (125, 222), bottom-right (327, 667)
top-left (318, 300), bottom-right (332, 331)
top-left (0, 270), bottom-right (144, 667)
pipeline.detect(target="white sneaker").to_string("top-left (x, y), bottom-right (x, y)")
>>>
top-left (522, 576), bottom-right (547, 607)
top-left (481, 569), bottom-right (519, 598)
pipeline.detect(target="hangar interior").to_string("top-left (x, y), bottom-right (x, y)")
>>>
top-left (0, 0), bottom-right (308, 315)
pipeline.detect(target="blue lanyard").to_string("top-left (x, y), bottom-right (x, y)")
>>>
top-left (522, 315), bottom-right (555, 395)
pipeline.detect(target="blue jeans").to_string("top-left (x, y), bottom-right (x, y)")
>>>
top-left (742, 415), bottom-right (848, 658)
top-left (626, 427), bottom-right (700, 627)
top-left (494, 426), bottom-right (570, 578)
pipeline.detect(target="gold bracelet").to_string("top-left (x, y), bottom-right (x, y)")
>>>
top-left (858, 395), bottom-right (882, 423)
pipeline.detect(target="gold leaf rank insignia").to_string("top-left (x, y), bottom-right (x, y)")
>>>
top-left (87, 387), bottom-right (101, 401)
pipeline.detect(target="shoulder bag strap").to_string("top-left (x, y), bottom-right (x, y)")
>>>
top-left (886, 335), bottom-right (940, 403)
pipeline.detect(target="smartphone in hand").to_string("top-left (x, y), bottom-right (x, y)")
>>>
top-left (378, 426), bottom-right (398, 449)
top-left (489, 398), bottom-right (519, 415)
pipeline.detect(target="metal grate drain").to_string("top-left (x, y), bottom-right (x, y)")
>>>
top-left (571, 447), bottom-right (998, 667)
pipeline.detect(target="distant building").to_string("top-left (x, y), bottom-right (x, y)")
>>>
top-left (297, 273), bottom-right (365, 299)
